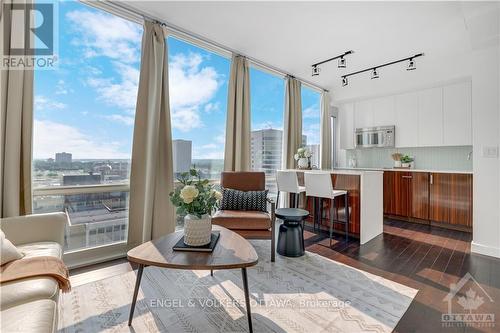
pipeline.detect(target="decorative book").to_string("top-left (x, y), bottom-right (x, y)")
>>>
top-left (173, 231), bottom-right (220, 252)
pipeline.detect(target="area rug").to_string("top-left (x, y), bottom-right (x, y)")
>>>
top-left (58, 241), bottom-right (418, 333)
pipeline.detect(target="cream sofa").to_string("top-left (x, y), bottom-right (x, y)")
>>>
top-left (1, 213), bottom-right (67, 333)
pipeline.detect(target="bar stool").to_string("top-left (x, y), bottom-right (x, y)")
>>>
top-left (304, 172), bottom-right (349, 245)
top-left (276, 170), bottom-right (306, 208)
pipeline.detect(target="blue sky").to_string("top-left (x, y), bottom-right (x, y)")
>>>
top-left (33, 1), bottom-right (320, 160)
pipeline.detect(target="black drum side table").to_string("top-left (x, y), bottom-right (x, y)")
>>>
top-left (276, 208), bottom-right (309, 257)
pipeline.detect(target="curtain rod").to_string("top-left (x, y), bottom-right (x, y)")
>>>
top-left (86, 1), bottom-right (328, 93)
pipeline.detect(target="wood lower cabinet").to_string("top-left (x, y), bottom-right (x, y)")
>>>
top-left (429, 173), bottom-right (473, 228)
top-left (383, 171), bottom-right (428, 220)
top-left (383, 170), bottom-right (472, 231)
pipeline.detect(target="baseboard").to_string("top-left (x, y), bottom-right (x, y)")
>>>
top-left (471, 241), bottom-right (500, 258)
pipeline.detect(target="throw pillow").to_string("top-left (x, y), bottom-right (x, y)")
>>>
top-left (0, 229), bottom-right (24, 266)
top-left (220, 188), bottom-right (268, 212)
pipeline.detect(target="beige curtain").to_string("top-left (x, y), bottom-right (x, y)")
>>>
top-left (224, 55), bottom-right (251, 171)
top-left (128, 21), bottom-right (175, 246)
top-left (0, 0), bottom-right (34, 217)
top-left (320, 91), bottom-right (332, 169)
top-left (282, 76), bottom-right (302, 169)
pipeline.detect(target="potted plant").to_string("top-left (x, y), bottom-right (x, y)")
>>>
top-left (169, 169), bottom-right (222, 246)
top-left (294, 147), bottom-right (312, 169)
top-left (400, 155), bottom-right (414, 168)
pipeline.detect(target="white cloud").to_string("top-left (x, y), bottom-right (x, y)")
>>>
top-left (193, 146), bottom-right (224, 159)
top-left (105, 114), bottom-right (135, 126)
top-left (204, 102), bottom-right (220, 113)
top-left (171, 107), bottom-right (202, 132)
top-left (200, 143), bottom-right (217, 149)
top-left (169, 53), bottom-right (219, 109)
top-left (66, 10), bottom-right (142, 63)
top-left (87, 62), bottom-right (139, 113)
top-left (303, 106), bottom-right (319, 119)
top-left (35, 95), bottom-right (66, 111)
top-left (33, 120), bottom-right (130, 159)
top-left (303, 123), bottom-right (320, 145)
top-left (55, 80), bottom-right (69, 95)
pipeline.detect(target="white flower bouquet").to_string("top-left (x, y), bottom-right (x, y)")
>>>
top-left (294, 147), bottom-right (312, 169)
top-left (169, 169), bottom-right (222, 218)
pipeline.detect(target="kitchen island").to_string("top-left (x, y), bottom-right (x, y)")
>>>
top-left (289, 169), bottom-right (383, 244)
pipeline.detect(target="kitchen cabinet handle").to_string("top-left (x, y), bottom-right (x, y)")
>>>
top-left (402, 175), bottom-right (413, 179)
top-left (430, 174), bottom-right (433, 185)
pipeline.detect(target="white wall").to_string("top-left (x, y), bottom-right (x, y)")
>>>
top-left (467, 3), bottom-right (500, 258)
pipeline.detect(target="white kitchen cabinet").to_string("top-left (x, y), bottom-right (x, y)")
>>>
top-left (371, 96), bottom-right (395, 127)
top-left (394, 92), bottom-right (419, 147)
top-left (443, 81), bottom-right (472, 145)
top-left (417, 87), bottom-right (443, 146)
top-left (354, 100), bottom-right (373, 129)
top-left (339, 103), bottom-right (355, 150)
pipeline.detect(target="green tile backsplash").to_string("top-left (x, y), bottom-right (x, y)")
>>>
top-left (345, 146), bottom-right (473, 171)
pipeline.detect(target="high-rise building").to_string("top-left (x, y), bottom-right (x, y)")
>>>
top-left (251, 129), bottom-right (307, 194)
top-left (172, 140), bottom-right (192, 175)
top-left (55, 152), bottom-right (72, 163)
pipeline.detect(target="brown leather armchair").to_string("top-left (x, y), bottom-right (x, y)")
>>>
top-left (212, 171), bottom-right (276, 262)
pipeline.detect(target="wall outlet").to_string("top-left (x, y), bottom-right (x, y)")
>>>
top-left (482, 146), bottom-right (499, 158)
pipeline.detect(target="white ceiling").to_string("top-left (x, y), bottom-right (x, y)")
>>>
top-left (125, 1), bottom-right (474, 101)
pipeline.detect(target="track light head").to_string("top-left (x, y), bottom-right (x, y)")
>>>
top-left (407, 58), bottom-right (416, 71)
top-left (342, 76), bottom-right (348, 87)
top-left (338, 57), bottom-right (346, 68)
top-left (311, 65), bottom-right (320, 76)
top-left (371, 68), bottom-right (379, 79)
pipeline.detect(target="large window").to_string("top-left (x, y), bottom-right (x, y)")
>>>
top-left (32, 2), bottom-right (141, 252)
top-left (167, 37), bottom-right (230, 181)
top-left (250, 67), bottom-right (285, 195)
top-left (301, 87), bottom-right (322, 168)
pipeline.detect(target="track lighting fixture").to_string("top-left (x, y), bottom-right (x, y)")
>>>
top-left (341, 53), bottom-right (424, 87)
top-left (407, 58), bottom-right (416, 71)
top-left (311, 65), bottom-right (320, 76)
top-left (311, 50), bottom-right (354, 76)
top-left (338, 57), bottom-right (346, 68)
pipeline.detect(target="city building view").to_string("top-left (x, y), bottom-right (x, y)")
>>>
top-left (33, 132), bottom-right (318, 251)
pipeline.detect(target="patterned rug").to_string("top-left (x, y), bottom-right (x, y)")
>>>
top-left (58, 241), bottom-right (418, 333)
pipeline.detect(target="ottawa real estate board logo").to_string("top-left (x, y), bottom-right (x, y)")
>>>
top-left (2, 0), bottom-right (58, 70)
top-left (442, 272), bottom-right (495, 328)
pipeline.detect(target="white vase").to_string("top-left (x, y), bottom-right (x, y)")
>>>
top-left (298, 157), bottom-right (309, 169)
top-left (401, 162), bottom-right (411, 168)
top-left (394, 161), bottom-right (402, 168)
top-left (183, 214), bottom-right (212, 246)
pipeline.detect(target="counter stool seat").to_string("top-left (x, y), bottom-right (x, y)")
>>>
top-left (304, 172), bottom-right (350, 246)
top-left (276, 170), bottom-right (305, 208)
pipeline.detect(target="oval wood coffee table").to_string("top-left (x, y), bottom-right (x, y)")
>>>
top-left (127, 225), bottom-right (259, 332)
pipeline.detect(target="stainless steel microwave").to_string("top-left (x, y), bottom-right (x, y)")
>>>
top-left (355, 126), bottom-right (395, 148)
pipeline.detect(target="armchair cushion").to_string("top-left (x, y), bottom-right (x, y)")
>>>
top-left (220, 188), bottom-right (268, 212)
top-left (212, 210), bottom-right (271, 230)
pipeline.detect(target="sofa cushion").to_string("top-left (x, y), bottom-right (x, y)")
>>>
top-left (0, 230), bottom-right (24, 265)
top-left (212, 210), bottom-right (271, 230)
top-left (1, 276), bottom-right (59, 309)
top-left (17, 242), bottom-right (62, 259)
top-left (1, 299), bottom-right (57, 333)
top-left (0, 242), bottom-right (63, 309)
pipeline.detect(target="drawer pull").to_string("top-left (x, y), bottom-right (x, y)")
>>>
top-left (402, 175), bottom-right (413, 179)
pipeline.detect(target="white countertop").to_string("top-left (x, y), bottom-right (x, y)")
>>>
top-left (336, 167), bottom-right (473, 175)
top-left (288, 168), bottom-right (383, 176)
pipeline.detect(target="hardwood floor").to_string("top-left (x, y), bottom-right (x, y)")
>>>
top-left (70, 219), bottom-right (500, 332)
